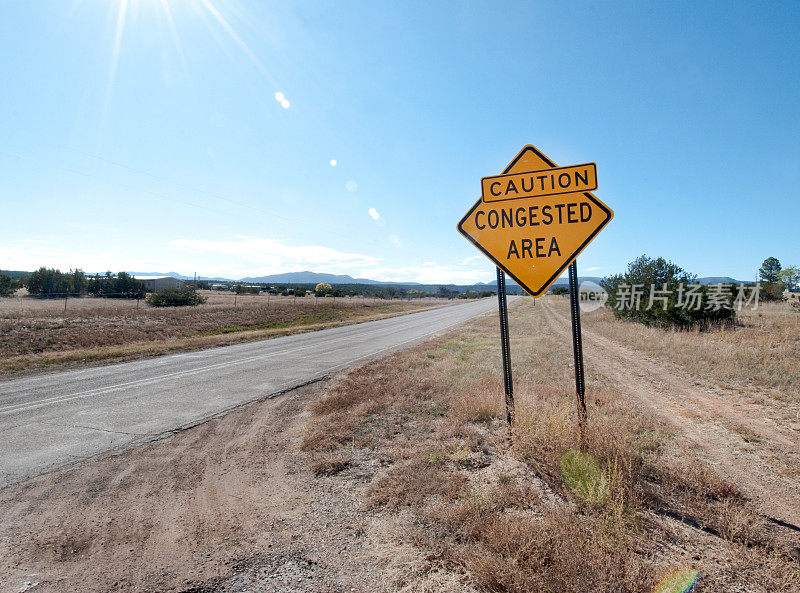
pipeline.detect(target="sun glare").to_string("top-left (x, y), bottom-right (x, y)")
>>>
top-left (102, 0), bottom-right (284, 120)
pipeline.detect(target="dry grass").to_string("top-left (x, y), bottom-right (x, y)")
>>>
top-left (302, 298), bottom-right (799, 592)
top-left (0, 292), bottom-right (449, 376)
top-left (584, 301), bottom-right (800, 401)
top-left (310, 451), bottom-right (351, 476)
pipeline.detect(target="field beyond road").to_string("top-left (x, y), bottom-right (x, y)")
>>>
top-left (1, 296), bottom-right (797, 592)
top-left (0, 291), bottom-right (453, 377)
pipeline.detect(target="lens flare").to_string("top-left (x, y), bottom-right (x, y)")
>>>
top-left (653, 567), bottom-right (700, 593)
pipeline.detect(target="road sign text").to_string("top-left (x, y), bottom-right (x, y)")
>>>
top-left (481, 162), bottom-right (597, 203)
top-left (473, 202), bottom-right (594, 230)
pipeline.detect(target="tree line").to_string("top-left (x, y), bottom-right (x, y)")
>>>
top-left (758, 257), bottom-right (799, 299)
top-left (0, 268), bottom-right (148, 299)
top-left (206, 281), bottom-right (495, 300)
top-left (0, 268), bottom-right (497, 302)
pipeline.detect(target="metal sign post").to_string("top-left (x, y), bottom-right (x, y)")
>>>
top-left (496, 268), bottom-right (515, 437)
top-left (567, 260), bottom-right (588, 444)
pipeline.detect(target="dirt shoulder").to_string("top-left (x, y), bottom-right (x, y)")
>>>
top-left (0, 380), bottom-right (385, 593)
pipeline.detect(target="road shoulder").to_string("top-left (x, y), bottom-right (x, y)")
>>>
top-left (0, 380), bottom-right (384, 593)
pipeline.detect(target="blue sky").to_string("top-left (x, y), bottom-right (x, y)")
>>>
top-left (1, 0), bottom-right (798, 283)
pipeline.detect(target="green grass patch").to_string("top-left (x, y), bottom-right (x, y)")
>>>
top-left (560, 449), bottom-right (610, 504)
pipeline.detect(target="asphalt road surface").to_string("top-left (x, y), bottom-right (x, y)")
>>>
top-left (0, 298), bottom-right (508, 486)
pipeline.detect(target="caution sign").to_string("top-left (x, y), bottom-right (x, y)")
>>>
top-left (458, 145), bottom-right (613, 297)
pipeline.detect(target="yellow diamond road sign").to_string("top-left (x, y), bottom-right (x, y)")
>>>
top-left (458, 145), bottom-right (613, 297)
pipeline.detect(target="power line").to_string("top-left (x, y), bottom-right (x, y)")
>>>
top-left (59, 145), bottom-right (386, 250)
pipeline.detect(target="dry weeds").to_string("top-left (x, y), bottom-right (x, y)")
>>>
top-left (586, 300), bottom-right (800, 401)
top-left (302, 298), bottom-right (799, 592)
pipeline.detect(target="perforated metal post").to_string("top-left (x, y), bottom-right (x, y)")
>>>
top-left (568, 260), bottom-right (587, 443)
top-left (496, 268), bottom-right (515, 436)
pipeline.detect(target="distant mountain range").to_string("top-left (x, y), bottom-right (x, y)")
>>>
top-left (489, 276), bottom-right (605, 288)
top-left (5, 269), bottom-right (745, 289)
top-left (239, 271), bottom-right (419, 285)
top-left (125, 270), bottom-right (745, 288)
top-left (693, 276), bottom-right (744, 285)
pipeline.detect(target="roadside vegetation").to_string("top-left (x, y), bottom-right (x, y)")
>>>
top-left (302, 298), bottom-right (798, 591)
top-left (146, 285), bottom-right (207, 307)
top-left (600, 254), bottom-right (799, 330)
top-left (601, 255), bottom-right (736, 328)
top-left (593, 254), bottom-right (800, 400)
top-left (587, 300), bottom-right (800, 403)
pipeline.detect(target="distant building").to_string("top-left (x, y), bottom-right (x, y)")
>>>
top-left (134, 276), bottom-right (185, 291)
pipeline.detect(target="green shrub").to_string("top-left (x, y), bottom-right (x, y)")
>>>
top-left (233, 283), bottom-right (259, 294)
top-left (602, 255), bottom-right (736, 328)
top-left (759, 282), bottom-right (786, 302)
top-left (0, 273), bottom-right (17, 297)
top-left (145, 285), bottom-right (206, 307)
top-left (314, 282), bottom-right (333, 297)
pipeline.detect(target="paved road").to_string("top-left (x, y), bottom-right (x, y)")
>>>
top-left (0, 298), bottom-right (507, 486)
